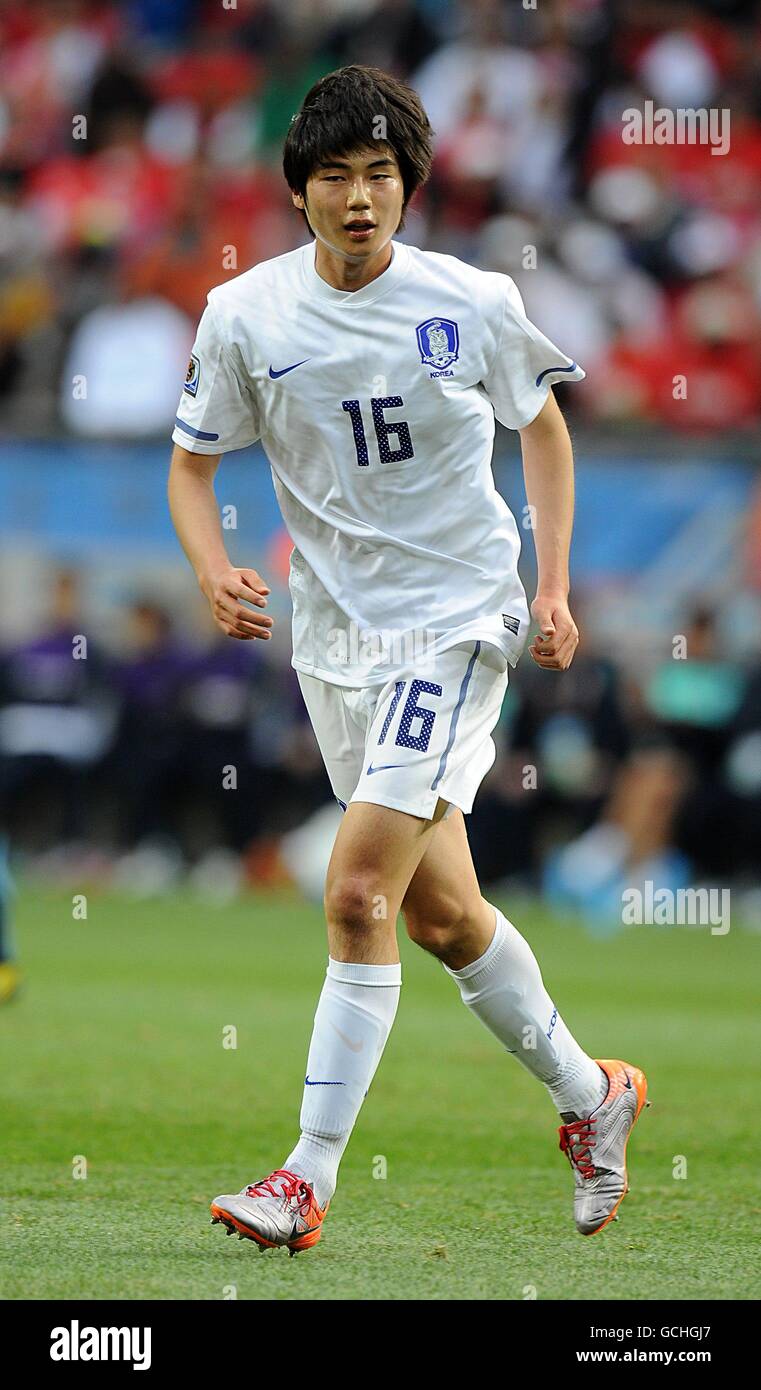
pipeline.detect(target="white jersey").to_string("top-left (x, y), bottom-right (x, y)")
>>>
top-left (172, 240), bottom-right (584, 687)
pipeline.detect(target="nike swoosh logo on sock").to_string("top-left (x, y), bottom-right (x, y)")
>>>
top-left (330, 1022), bottom-right (363, 1053)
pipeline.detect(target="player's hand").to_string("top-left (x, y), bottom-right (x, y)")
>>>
top-left (528, 594), bottom-right (578, 670)
top-left (202, 566), bottom-right (274, 641)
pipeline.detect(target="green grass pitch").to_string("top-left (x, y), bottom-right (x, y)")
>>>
top-left (2, 887), bottom-right (759, 1300)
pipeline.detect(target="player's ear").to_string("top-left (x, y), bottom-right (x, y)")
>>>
top-left (292, 191), bottom-right (305, 210)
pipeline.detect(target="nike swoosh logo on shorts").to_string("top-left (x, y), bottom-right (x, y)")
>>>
top-left (331, 1022), bottom-right (363, 1053)
top-left (269, 359), bottom-right (311, 378)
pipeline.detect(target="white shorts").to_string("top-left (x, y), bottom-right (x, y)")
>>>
top-left (296, 640), bottom-right (508, 821)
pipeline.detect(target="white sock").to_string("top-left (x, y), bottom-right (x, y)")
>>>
top-left (443, 906), bottom-right (607, 1118)
top-left (284, 957), bottom-right (401, 1207)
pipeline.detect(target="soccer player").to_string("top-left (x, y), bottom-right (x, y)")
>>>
top-left (168, 65), bottom-right (648, 1255)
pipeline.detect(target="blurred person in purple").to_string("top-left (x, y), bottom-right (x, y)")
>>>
top-left (0, 567), bottom-right (116, 851)
top-left (108, 599), bottom-right (193, 850)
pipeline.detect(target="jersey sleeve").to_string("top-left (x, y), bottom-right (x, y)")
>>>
top-left (481, 276), bottom-right (585, 430)
top-left (171, 296), bottom-right (260, 454)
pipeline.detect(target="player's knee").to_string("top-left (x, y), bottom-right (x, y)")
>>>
top-left (403, 892), bottom-right (471, 957)
top-left (324, 874), bottom-right (388, 935)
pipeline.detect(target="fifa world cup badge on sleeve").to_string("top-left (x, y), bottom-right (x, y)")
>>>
top-left (416, 317), bottom-right (459, 377)
top-left (184, 353), bottom-right (200, 397)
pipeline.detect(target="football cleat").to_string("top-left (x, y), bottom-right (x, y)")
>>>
top-left (210, 1168), bottom-right (329, 1254)
top-left (558, 1058), bottom-right (649, 1236)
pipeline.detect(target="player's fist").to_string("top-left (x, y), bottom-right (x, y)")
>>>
top-left (201, 565), bottom-right (274, 641)
top-left (528, 594), bottom-right (578, 670)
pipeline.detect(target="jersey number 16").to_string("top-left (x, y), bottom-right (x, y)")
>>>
top-left (342, 396), bottom-right (415, 466)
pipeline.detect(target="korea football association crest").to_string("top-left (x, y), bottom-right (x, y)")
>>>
top-left (184, 352), bottom-right (200, 396)
top-left (416, 317), bottom-right (459, 377)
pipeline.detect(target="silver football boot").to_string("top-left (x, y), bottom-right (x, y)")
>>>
top-left (210, 1168), bottom-right (329, 1255)
top-left (558, 1058), bottom-right (650, 1235)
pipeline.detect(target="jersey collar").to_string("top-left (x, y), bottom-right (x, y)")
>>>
top-left (301, 238), bottom-right (411, 307)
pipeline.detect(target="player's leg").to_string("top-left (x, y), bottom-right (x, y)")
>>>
top-left (401, 808), bottom-right (496, 966)
top-left (323, 793), bottom-right (451, 962)
top-left (402, 810), bottom-right (648, 1235)
top-left (270, 646), bottom-right (503, 1229)
top-left (279, 797), bottom-right (449, 1203)
top-left (211, 669), bottom-right (449, 1251)
top-left (401, 809), bottom-right (608, 1113)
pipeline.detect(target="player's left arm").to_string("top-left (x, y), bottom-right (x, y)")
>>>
top-left (518, 390), bottom-right (579, 671)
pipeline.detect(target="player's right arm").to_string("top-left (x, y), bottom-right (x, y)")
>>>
top-left (168, 294), bottom-right (272, 641)
top-left (168, 443), bottom-right (273, 641)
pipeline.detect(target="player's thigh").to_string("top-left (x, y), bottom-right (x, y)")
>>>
top-left (401, 807), bottom-right (484, 940)
top-left (296, 668), bottom-right (366, 809)
top-left (324, 795), bottom-right (450, 924)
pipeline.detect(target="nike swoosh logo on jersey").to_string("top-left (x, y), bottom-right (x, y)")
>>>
top-left (366, 763), bottom-right (404, 775)
top-left (330, 1022), bottom-right (363, 1053)
top-left (269, 359), bottom-right (311, 379)
top-left (305, 1075), bottom-right (345, 1086)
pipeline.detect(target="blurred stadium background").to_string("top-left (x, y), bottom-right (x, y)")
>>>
top-left (3, 0), bottom-right (761, 1307)
top-left (2, 0), bottom-right (761, 931)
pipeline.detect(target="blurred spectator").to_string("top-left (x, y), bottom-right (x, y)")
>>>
top-left (643, 605), bottom-right (745, 775)
top-left (642, 604), bottom-right (749, 877)
top-left (59, 291), bottom-right (192, 437)
top-left (106, 598), bottom-right (192, 848)
top-left (0, 169), bottom-right (57, 423)
top-left (172, 628), bottom-right (267, 856)
top-left (120, 156), bottom-right (291, 321)
top-left (468, 617), bottom-right (631, 887)
top-left (721, 653), bottom-right (761, 872)
top-left (543, 746), bottom-right (694, 929)
top-left (0, 567), bottom-right (116, 849)
top-left (103, 599), bottom-right (330, 861)
top-left (0, 0), bottom-right (759, 434)
top-left (325, 0), bottom-right (439, 76)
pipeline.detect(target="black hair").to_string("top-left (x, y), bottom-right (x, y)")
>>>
top-left (282, 64), bottom-right (433, 232)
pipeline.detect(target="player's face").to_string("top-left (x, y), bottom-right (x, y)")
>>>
top-left (294, 146), bottom-right (405, 263)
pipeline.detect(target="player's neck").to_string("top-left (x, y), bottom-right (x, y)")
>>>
top-left (313, 240), bottom-right (394, 293)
